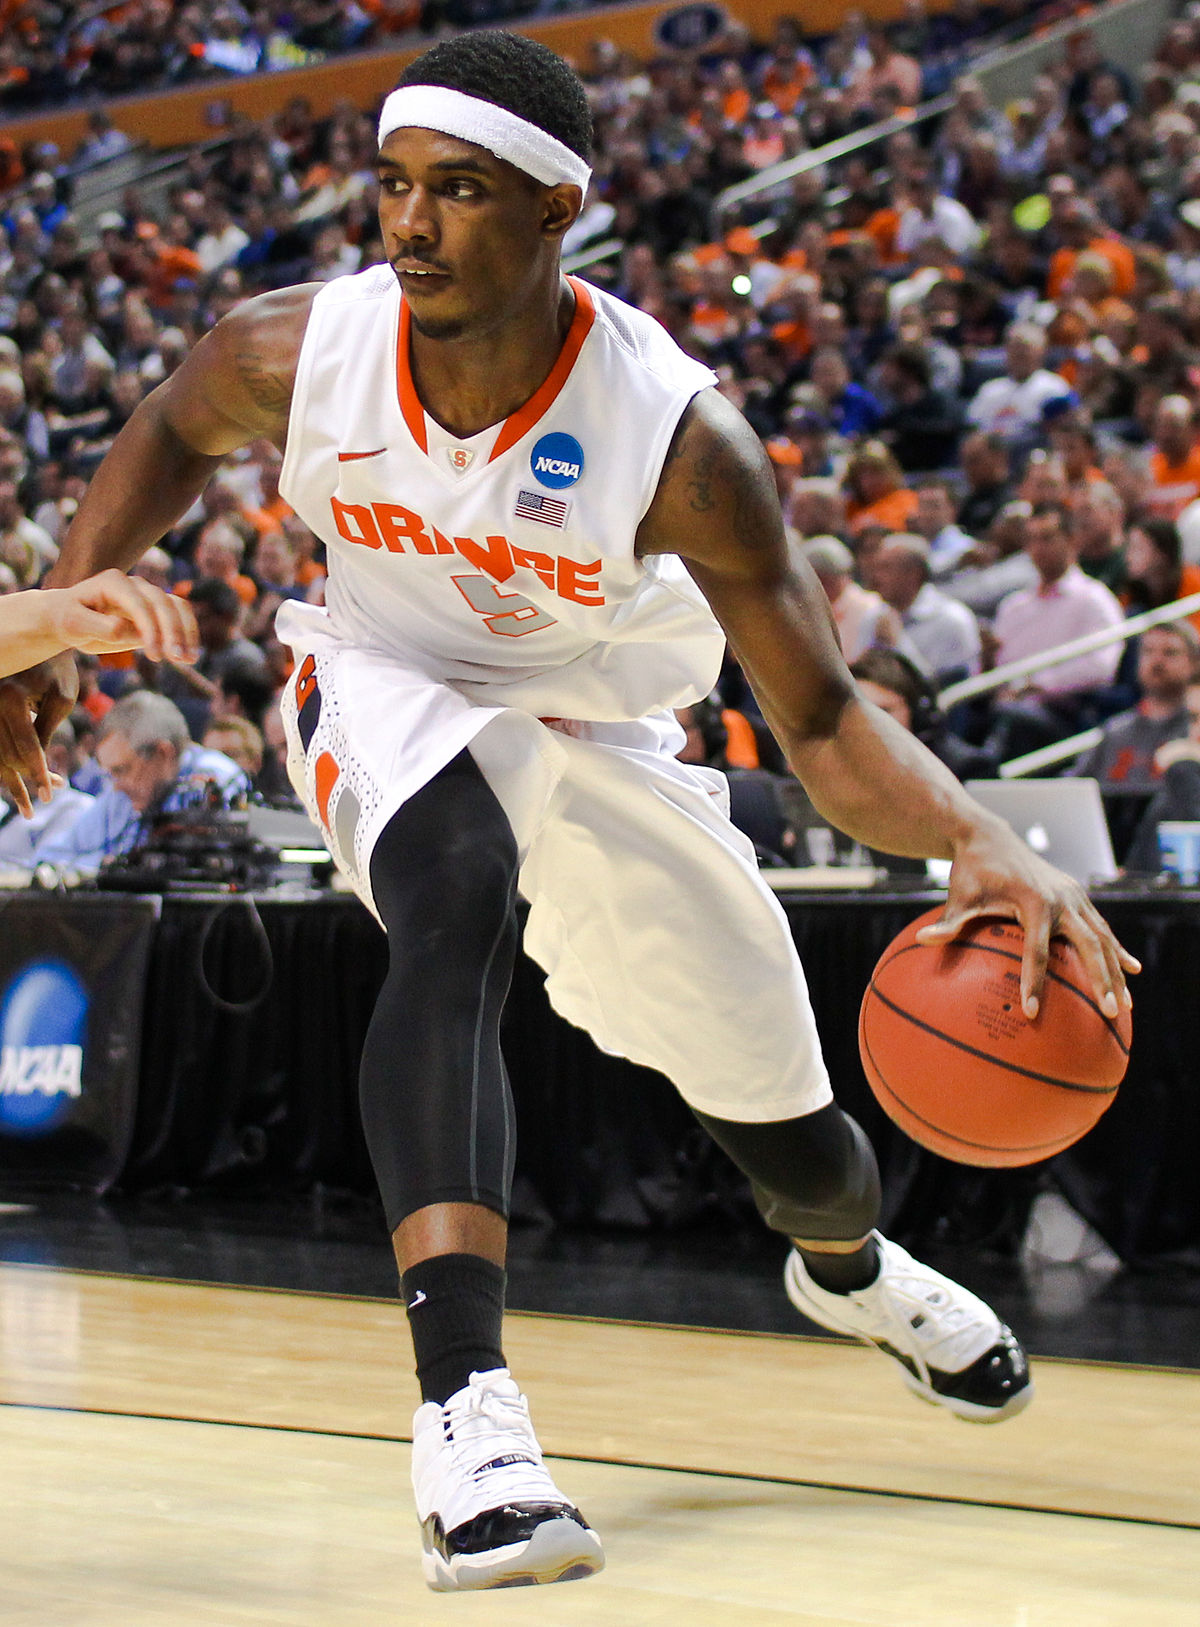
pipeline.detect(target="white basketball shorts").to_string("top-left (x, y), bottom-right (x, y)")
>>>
top-left (278, 616), bottom-right (832, 1123)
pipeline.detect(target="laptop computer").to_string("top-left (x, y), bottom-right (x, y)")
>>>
top-left (965, 778), bottom-right (1119, 884)
top-left (243, 803), bottom-right (330, 857)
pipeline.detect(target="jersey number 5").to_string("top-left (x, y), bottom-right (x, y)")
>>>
top-left (451, 573), bottom-right (558, 638)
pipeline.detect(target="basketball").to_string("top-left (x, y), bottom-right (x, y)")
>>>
top-left (859, 908), bottom-right (1131, 1168)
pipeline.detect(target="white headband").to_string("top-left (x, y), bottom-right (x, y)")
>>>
top-left (377, 85), bottom-right (591, 192)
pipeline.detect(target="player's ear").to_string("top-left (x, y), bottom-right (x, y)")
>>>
top-left (541, 183), bottom-right (583, 240)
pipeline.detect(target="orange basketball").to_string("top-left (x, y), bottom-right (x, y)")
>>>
top-left (858, 908), bottom-right (1131, 1168)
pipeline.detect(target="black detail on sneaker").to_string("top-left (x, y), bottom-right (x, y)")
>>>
top-left (426, 1502), bottom-right (591, 1561)
top-left (474, 1454), bottom-right (538, 1475)
top-left (877, 1324), bottom-right (1030, 1410)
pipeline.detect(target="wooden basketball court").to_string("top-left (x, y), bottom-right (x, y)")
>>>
top-left (1, 1262), bottom-right (1196, 1624)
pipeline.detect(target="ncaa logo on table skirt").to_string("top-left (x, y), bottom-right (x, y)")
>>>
top-left (530, 432), bottom-right (584, 490)
top-left (0, 959), bottom-right (87, 1135)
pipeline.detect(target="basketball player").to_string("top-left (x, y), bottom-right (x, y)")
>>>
top-left (3, 34), bottom-right (1138, 1591)
top-left (0, 571), bottom-right (196, 815)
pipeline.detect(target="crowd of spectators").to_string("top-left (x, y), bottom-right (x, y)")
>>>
top-left (6, 3), bottom-right (1200, 873)
top-left (0, 0), bottom-right (1068, 117)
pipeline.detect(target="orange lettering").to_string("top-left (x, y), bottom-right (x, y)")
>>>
top-left (511, 544), bottom-right (556, 589)
top-left (430, 527), bottom-right (456, 556)
top-left (556, 556), bottom-right (605, 605)
top-left (454, 532), bottom-right (515, 582)
top-left (294, 653), bottom-right (317, 710)
top-left (373, 502), bottom-right (435, 554)
top-left (331, 496), bottom-right (381, 549)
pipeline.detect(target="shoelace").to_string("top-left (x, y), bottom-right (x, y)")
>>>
top-left (869, 1271), bottom-right (977, 1380)
top-left (444, 1380), bottom-right (558, 1501)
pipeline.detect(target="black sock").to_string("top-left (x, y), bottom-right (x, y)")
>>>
top-left (795, 1236), bottom-right (880, 1293)
top-left (401, 1253), bottom-right (507, 1405)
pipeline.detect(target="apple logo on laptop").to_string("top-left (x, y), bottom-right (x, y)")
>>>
top-left (1023, 822), bottom-right (1050, 854)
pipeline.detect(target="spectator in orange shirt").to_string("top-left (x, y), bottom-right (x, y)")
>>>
top-left (842, 442), bottom-right (920, 537)
top-left (1144, 395), bottom-right (1200, 519)
top-left (1046, 202), bottom-right (1136, 301)
top-left (760, 42), bottom-right (814, 116)
top-left (715, 60), bottom-right (751, 126)
top-left (280, 514), bottom-right (326, 591)
top-left (176, 522), bottom-right (258, 609)
top-left (240, 442), bottom-right (293, 536)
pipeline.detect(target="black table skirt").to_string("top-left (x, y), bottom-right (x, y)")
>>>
top-left (110, 888), bottom-right (1200, 1263)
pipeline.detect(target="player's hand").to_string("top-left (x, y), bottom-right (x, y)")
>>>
top-left (45, 572), bottom-right (199, 664)
top-left (0, 650), bottom-right (78, 817)
top-left (915, 814), bottom-right (1140, 1021)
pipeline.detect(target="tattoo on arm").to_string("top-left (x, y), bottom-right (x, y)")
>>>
top-left (686, 443), bottom-right (719, 514)
top-left (234, 349), bottom-right (291, 415)
top-left (662, 415), bottom-right (719, 514)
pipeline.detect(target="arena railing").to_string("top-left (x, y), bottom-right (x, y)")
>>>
top-left (936, 593), bottom-right (1200, 779)
top-left (712, 0), bottom-right (1177, 226)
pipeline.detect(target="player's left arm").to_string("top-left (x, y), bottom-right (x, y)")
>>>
top-left (636, 390), bottom-right (1138, 1017)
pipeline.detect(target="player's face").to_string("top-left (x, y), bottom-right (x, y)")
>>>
top-left (376, 128), bottom-right (575, 341)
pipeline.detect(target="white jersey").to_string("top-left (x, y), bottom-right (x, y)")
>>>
top-left (277, 266), bottom-right (725, 720)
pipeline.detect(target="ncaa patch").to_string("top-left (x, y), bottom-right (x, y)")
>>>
top-left (530, 432), bottom-right (584, 490)
top-left (0, 959), bottom-right (86, 1136)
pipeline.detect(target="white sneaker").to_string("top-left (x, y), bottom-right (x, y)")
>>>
top-left (784, 1232), bottom-right (1033, 1423)
top-left (411, 1368), bottom-right (605, 1590)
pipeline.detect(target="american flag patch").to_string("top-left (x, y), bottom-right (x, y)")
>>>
top-left (515, 489), bottom-right (570, 528)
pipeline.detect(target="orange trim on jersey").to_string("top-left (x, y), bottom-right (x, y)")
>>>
top-left (394, 277), bottom-right (596, 465)
top-left (489, 278), bottom-right (596, 461)
top-left (314, 750), bottom-right (341, 830)
top-left (396, 298), bottom-right (428, 454)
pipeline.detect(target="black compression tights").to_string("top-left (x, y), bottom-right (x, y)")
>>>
top-left (359, 752), bottom-right (881, 1247)
top-left (692, 1101), bottom-right (882, 1243)
top-left (359, 751), bottom-right (520, 1235)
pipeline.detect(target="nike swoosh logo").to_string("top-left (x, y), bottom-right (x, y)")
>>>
top-left (337, 448), bottom-right (387, 462)
top-left (407, 1289), bottom-right (427, 1309)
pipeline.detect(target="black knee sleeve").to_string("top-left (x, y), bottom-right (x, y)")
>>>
top-left (693, 1101), bottom-right (881, 1242)
top-left (360, 751), bottom-right (520, 1234)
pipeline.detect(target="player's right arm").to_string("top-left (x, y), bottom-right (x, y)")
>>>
top-left (0, 284), bottom-right (318, 804)
top-left (44, 284), bottom-right (319, 588)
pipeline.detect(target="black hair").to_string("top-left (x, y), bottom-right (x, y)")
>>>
top-left (1029, 500), bottom-right (1074, 535)
top-left (396, 31), bottom-right (593, 163)
top-left (218, 657), bottom-right (276, 732)
top-left (1131, 514), bottom-right (1182, 568)
top-left (849, 649), bottom-right (940, 741)
top-left (883, 343), bottom-right (931, 391)
top-left (188, 576), bottom-right (242, 619)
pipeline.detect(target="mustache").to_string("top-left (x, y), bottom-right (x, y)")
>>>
top-left (391, 254), bottom-right (450, 273)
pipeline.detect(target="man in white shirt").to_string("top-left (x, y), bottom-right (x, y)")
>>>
top-left (870, 532), bottom-right (982, 683)
top-left (895, 162), bottom-right (982, 260)
top-left (966, 322), bottom-right (1073, 446)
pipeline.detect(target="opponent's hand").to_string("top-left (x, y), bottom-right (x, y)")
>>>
top-left (915, 814), bottom-right (1140, 1021)
top-left (0, 650), bottom-right (78, 818)
top-left (45, 572), bottom-right (199, 663)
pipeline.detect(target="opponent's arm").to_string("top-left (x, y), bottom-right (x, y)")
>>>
top-left (637, 390), bottom-right (1138, 1017)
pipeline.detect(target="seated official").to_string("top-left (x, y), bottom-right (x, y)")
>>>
top-left (869, 532), bottom-right (982, 685)
top-left (36, 691), bottom-right (249, 873)
top-left (0, 721), bottom-right (94, 868)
